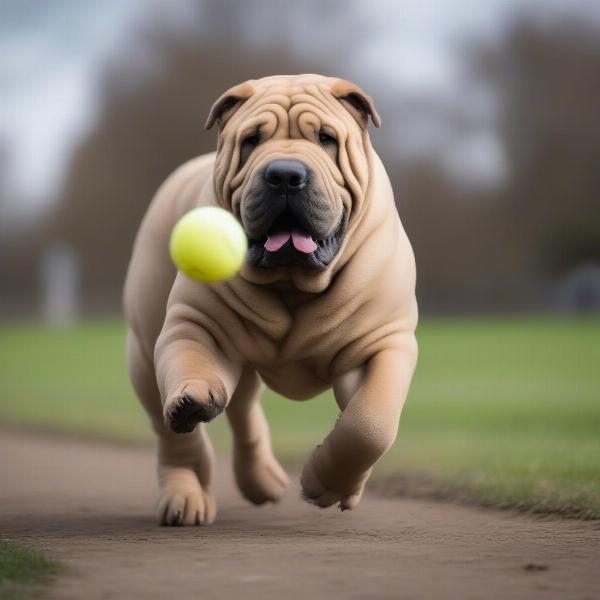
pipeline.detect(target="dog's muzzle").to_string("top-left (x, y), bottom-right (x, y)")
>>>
top-left (245, 159), bottom-right (346, 270)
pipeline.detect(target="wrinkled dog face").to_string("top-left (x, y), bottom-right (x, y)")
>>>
top-left (206, 75), bottom-right (380, 270)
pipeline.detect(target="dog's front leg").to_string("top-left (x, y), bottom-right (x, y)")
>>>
top-left (301, 334), bottom-right (418, 510)
top-left (155, 302), bottom-right (241, 434)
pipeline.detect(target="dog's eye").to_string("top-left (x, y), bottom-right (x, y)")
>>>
top-left (240, 132), bottom-right (261, 166)
top-left (318, 131), bottom-right (337, 145)
top-left (242, 133), bottom-right (260, 147)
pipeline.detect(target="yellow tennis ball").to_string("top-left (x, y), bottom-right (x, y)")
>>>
top-left (169, 207), bottom-right (248, 282)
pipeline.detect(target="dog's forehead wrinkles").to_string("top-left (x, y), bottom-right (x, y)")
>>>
top-left (244, 78), bottom-right (335, 112)
top-left (259, 83), bottom-right (332, 108)
top-left (239, 86), bottom-right (339, 140)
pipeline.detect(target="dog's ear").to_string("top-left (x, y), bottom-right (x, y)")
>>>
top-left (205, 82), bottom-right (254, 130)
top-left (331, 79), bottom-right (381, 129)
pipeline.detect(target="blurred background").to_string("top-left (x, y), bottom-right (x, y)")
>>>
top-left (2, 0), bottom-right (600, 317)
top-left (1, 0), bottom-right (598, 517)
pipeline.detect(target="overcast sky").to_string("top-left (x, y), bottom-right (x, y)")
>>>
top-left (1, 0), bottom-right (598, 221)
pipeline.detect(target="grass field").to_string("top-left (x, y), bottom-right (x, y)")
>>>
top-left (0, 317), bottom-right (598, 518)
top-left (0, 541), bottom-right (61, 600)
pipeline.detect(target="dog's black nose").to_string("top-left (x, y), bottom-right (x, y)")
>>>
top-left (264, 160), bottom-right (309, 191)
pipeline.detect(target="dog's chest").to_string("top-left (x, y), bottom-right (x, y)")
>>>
top-left (237, 312), bottom-right (351, 400)
top-left (217, 281), bottom-right (369, 398)
top-left (255, 360), bottom-right (330, 400)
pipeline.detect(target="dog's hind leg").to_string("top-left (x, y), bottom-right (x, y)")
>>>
top-left (126, 330), bottom-right (217, 525)
top-left (226, 368), bottom-right (290, 504)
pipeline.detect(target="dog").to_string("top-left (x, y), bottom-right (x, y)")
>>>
top-left (124, 74), bottom-right (418, 525)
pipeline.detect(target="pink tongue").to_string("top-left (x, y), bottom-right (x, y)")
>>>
top-left (265, 231), bottom-right (290, 252)
top-left (291, 229), bottom-right (318, 253)
top-left (264, 229), bottom-right (318, 254)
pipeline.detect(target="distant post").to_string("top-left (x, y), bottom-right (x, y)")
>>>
top-left (40, 242), bottom-right (79, 326)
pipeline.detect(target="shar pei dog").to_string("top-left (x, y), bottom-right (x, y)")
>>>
top-left (124, 74), bottom-right (418, 526)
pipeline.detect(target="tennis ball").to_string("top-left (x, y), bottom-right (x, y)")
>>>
top-left (169, 206), bottom-right (248, 282)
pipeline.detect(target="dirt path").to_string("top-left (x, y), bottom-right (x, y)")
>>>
top-left (1, 431), bottom-right (598, 600)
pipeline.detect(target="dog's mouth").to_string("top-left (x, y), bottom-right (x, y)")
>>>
top-left (247, 210), bottom-right (346, 270)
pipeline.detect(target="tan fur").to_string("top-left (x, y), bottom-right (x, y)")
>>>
top-left (124, 74), bottom-right (418, 525)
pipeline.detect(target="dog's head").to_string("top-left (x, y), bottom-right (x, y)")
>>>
top-left (206, 75), bottom-right (380, 273)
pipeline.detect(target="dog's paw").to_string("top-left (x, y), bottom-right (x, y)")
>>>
top-left (234, 442), bottom-right (290, 504)
top-left (163, 381), bottom-right (226, 433)
top-left (300, 447), bottom-right (369, 511)
top-left (158, 465), bottom-right (216, 526)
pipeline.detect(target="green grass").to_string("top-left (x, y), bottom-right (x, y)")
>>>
top-left (0, 317), bottom-right (599, 517)
top-left (0, 541), bottom-right (61, 600)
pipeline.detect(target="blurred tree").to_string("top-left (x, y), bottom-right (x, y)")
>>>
top-left (0, 139), bottom-right (42, 316)
top-left (398, 15), bottom-right (600, 312)
top-left (480, 17), bottom-right (600, 279)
